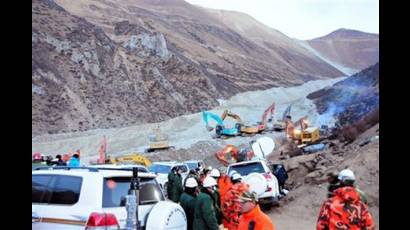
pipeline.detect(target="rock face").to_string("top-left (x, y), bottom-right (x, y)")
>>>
top-left (306, 28), bottom-right (379, 72)
top-left (32, 0), bottom-right (346, 136)
top-left (307, 63), bottom-right (379, 127)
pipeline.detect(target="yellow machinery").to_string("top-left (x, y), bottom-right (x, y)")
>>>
top-left (286, 117), bottom-right (320, 146)
top-left (146, 127), bottom-right (171, 152)
top-left (221, 110), bottom-right (259, 135)
top-left (300, 127), bottom-right (320, 145)
top-left (110, 153), bottom-right (152, 167)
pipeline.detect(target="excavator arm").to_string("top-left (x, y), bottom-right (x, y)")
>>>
top-left (258, 102), bottom-right (275, 131)
top-left (286, 116), bottom-right (309, 140)
top-left (215, 144), bottom-right (257, 166)
top-left (202, 111), bottom-right (224, 131)
top-left (221, 110), bottom-right (242, 123)
top-left (113, 153), bottom-right (152, 167)
top-left (281, 105), bottom-right (292, 121)
top-left (215, 145), bottom-right (239, 166)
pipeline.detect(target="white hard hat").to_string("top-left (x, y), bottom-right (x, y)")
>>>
top-left (338, 169), bottom-right (355, 182)
top-left (210, 169), bottom-right (220, 178)
top-left (185, 177), bottom-right (198, 188)
top-left (207, 166), bottom-right (213, 171)
top-left (231, 173), bottom-right (242, 181)
top-left (203, 176), bottom-right (217, 188)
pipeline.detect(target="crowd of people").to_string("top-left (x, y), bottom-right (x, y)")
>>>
top-left (166, 165), bottom-right (375, 230)
top-left (33, 150), bottom-right (375, 229)
top-left (167, 165), bottom-right (276, 230)
top-left (32, 151), bottom-right (81, 167)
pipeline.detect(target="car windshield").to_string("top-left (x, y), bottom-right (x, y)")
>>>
top-left (229, 162), bottom-right (265, 176)
top-left (148, 164), bottom-right (171, 174)
top-left (186, 162), bottom-right (198, 170)
top-left (103, 177), bottom-right (164, 207)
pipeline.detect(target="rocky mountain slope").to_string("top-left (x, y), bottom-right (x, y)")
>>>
top-left (306, 28), bottom-right (379, 72)
top-left (307, 63), bottom-right (379, 127)
top-left (32, 0), bottom-right (345, 136)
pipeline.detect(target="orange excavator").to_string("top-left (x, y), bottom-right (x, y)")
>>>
top-left (285, 116), bottom-right (320, 146)
top-left (220, 110), bottom-right (260, 135)
top-left (215, 144), bottom-right (255, 166)
top-left (257, 102), bottom-right (276, 132)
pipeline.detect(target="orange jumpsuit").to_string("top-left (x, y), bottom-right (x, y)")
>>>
top-left (218, 175), bottom-right (232, 204)
top-left (238, 205), bottom-right (275, 230)
top-left (222, 182), bottom-right (249, 230)
top-left (317, 186), bottom-right (374, 230)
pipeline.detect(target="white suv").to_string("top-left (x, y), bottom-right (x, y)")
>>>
top-left (227, 160), bottom-right (280, 205)
top-left (32, 166), bottom-right (186, 229)
top-left (148, 161), bottom-right (189, 196)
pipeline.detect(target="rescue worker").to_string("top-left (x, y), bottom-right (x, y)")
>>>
top-left (180, 177), bottom-right (199, 230)
top-left (50, 154), bottom-right (66, 166)
top-left (327, 169), bottom-right (368, 204)
top-left (238, 191), bottom-right (275, 230)
top-left (210, 169), bottom-right (222, 225)
top-left (218, 167), bottom-right (232, 205)
top-left (200, 166), bottom-right (213, 186)
top-left (68, 154), bottom-right (80, 167)
top-left (184, 169), bottom-right (199, 187)
top-left (223, 172), bottom-right (249, 230)
top-left (45, 155), bottom-right (54, 166)
top-left (169, 167), bottom-right (184, 203)
top-left (167, 167), bottom-right (176, 199)
top-left (193, 177), bottom-right (219, 230)
top-left (317, 169), bottom-right (375, 230)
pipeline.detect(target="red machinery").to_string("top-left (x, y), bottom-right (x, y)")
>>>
top-left (215, 144), bottom-right (255, 166)
top-left (257, 102), bottom-right (275, 132)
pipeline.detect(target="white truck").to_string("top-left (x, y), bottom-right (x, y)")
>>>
top-left (32, 166), bottom-right (187, 229)
top-left (227, 160), bottom-right (281, 206)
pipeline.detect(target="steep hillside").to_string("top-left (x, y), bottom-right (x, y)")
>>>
top-left (306, 28), bottom-right (379, 72)
top-left (32, 0), bottom-right (344, 136)
top-left (307, 63), bottom-right (379, 127)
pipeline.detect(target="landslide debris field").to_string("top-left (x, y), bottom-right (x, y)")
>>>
top-left (32, 77), bottom-right (342, 159)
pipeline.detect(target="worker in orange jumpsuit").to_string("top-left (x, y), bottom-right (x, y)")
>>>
top-left (217, 167), bottom-right (232, 203)
top-left (222, 172), bottom-right (249, 230)
top-left (238, 191), bottom-right (275, 230)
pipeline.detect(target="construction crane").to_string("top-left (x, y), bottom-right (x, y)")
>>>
top-left (220, 110), bottom-right (259, 135)
top-left (285, 116), bottom-right (320, 146)
top-left (202, 111), bottom-right (239, 138)
top-left (257, 102), bottom-right (276, 132)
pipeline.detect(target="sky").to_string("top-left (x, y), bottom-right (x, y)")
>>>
top-left (186, 0), bottom-right (379, 40)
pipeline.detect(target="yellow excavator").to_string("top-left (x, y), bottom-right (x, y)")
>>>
top-left (286, 116), bottom-right (320, 147)
top-left (220, 110), bottom-right (260, 135)
top-left (145, 126), bottom-right (172, 152)
top-left (109, 153), bottom-right (151, 167)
